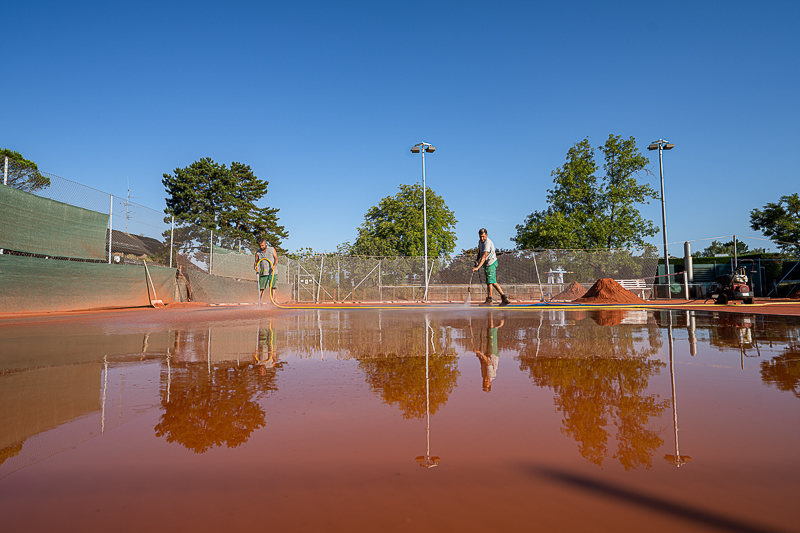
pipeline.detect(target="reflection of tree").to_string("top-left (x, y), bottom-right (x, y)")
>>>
top-left (510, 313), bottom-right (667, 470)
top-left (521, 356), bottom-right (668, 469)
top-left (155, 362), bottom-right (280, 453)
top-left (359, 354), bottom-right (459, 420)
top-left (760, 342), bottom-right (800, 399)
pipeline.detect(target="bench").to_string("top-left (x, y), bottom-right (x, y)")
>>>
top-left (614, 279), bottom-right (652, 300)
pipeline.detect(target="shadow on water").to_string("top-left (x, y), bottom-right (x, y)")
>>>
top-left (527, 464), bottom-right (792, 533)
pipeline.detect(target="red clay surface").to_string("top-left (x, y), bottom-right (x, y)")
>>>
top-left (552, 281), bottom-right (587, 301)
top-left (2, 308), bottom-right (800, 532)
top-left (573, 278), bottom-right (647, 304)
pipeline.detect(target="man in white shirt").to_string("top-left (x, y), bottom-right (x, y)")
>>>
top-left (472, 228), bottom-right (510, 306)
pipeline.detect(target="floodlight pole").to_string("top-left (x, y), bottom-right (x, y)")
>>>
top-left (412, 142), bottom-right (436, 302)
top-left (649, 140), bottom-right (674, 299)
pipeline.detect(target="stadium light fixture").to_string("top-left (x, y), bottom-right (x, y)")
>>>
top-left (411, 142), bottom-right (435, 302)
top-left (648, 139), bottom-right (675, 298)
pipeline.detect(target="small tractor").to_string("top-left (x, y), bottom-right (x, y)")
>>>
top-left (709, 266), bottom-right (754, 305)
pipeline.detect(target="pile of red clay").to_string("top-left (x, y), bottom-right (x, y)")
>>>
top-left (789, 287), bottom-right (800, 300)
top-left (552, 281), bottom-right (587, 301)
top-left (573, 278), bottom-right (646, 304)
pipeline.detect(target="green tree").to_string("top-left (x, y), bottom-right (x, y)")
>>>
top-left (163, 158), bottom-right (288, 252)
top-left (750, 193), bottom-right (800, 255)
top-left (0, 148), bottom-right (50, 192)
top-left (692, 239), bottom-right (764, 257)
top-left (351, 183), bottom-right (457, 256)
top-left (513, 135), bottom-right (658, 250)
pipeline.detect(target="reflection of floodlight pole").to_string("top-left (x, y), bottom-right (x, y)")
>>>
top-left (648, 140), bottom-right (674, 299)
top-left (687, 310), bottom-right (697, 357)
top-left (665, 311), bottom-right (692, 467)
top-left (411, 143), bottom-right (436, 302)
top-left (417, 314), bottom-right (440, 468)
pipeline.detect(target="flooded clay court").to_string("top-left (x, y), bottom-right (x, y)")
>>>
top-left (1, 306), bottom-right (799, 532)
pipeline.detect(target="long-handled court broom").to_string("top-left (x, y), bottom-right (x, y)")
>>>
top-left (143, 259), bottom-right (165, 307)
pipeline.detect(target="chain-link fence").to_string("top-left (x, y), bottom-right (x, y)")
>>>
top-left (286, 249), bottom-right (662, 303)
top-left (2, 157), bottom-right (797, 308)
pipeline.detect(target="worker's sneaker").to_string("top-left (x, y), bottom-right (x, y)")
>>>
top-left (499, 295), bottom-right (510, 306)
top-left (480, 297), bottom-right (493, 306)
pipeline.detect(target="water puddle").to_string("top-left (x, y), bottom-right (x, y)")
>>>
top-left (1, 308), bottom-right (798, 531)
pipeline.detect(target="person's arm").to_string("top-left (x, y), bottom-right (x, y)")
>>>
top-left (473, 251), bottom-right (488, 271)
top-left (254, 254), bottom-right (259, 271)
top-left (272, 248), bottom-right (278, 267)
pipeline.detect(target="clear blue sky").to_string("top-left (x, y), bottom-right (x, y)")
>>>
top-left (4, 1), bottom-right (798, 255)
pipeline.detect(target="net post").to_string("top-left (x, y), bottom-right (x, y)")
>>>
top-left (108, 194), bottom-right (113, 264)
top-left (169, 215), bottom-right (174, 268)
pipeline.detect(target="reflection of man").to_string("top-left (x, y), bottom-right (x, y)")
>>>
top-left (254, 321), bottom-right (277, 375)
top-left (474, 314), bottom-right (504, 392)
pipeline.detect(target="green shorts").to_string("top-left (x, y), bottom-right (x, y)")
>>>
top-left (484, 262), bottom-right (497, 284)
top-left (259, 274), bottom-right (276, 290)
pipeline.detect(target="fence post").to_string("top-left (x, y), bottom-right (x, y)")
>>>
top-left (108, 195), bottom-right (113, 264)
top-left (316, 255), bottom-right (324, 303)
top-left (209, 230), bottom-right (213, 274)
top-left (378, 259), bottom-right (382, 302)
top-left (169, 215), bottom-right (174, 268)
top-left (3, 156), bottom-right (7, 185)
top-left (683, 271), bottom-right (689, 300)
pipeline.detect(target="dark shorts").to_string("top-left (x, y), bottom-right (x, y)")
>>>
top-left (259, 274), bottom-right (276, 289)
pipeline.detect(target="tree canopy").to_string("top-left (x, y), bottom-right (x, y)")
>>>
top-left (513, 135), bottom-right (658, 250)
top-left (750, 193), bottom-right (800, 255)
top-left (351, 183), bottom-right (457, 256)
top-left (0, 148), bottom-right (50, 192)
top-left (163, 158), bottom-right (288, 252)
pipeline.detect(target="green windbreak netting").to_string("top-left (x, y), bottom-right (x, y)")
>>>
top-left (0, 185), bottom-right (108, 260)
top-left (0, 255), bottom-right (176, 314)
top-left (186, 271), bottom-right (258, 304)
top-left (210, 245), bottom-right (255, 279)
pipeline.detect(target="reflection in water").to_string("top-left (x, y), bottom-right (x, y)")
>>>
top-left (471, 313), bottom-right (504, 392)
top-left (358, 315), bottom-right (459, 421)
top-left (703, 313), bottom-right (762, 369)
top-left (5, 308), bottom-right (800, 480)
top-left (761, 341), bottom-right (800, 398)
top-left (517, 309), bottom-right (669, 469)
top-left (664, 312), bottom-right (692, 467)
top-left (155, 322), bottom-right (284, 453)
top-left (416, 315), bottom-right (441, 468)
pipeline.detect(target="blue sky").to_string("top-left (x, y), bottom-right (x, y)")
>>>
top-left (4, 1), bottom-right (798, 255)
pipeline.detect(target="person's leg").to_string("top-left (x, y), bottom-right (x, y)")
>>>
top-left (259, 275), bottom-right (267, 305)
top-left (493, 282), bottom-right (510, 305)
top-left (484, 263), bottom-right (497, 303)
top-left (492, 282), bottom-right (505, 297)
